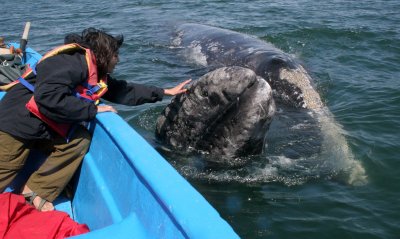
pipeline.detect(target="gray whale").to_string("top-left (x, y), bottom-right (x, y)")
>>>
top-left (158, 23), bottom-right (366, 184)
top-left (156, 66), bottom-right (275, 163)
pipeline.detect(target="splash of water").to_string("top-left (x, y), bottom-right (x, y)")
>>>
top-left (314, 108), bottom-right (367, 186)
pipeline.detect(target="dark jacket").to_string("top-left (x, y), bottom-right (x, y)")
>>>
top-left (0, 51), bottom-right (164, 140)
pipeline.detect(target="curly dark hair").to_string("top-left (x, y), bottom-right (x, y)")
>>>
top-left (64, 28), bottom-right (123, 78)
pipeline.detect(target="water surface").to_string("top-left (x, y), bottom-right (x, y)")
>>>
top-left (1, 1), bottom-right (399, 238)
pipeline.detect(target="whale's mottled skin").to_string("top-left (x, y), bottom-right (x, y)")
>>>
top-left (156, 66), bottom-right (275, 160)
top-left (158, 24), bottom-right (366, 184)
top-left (173, 23), bottom-right (323, 110)
top-left (166, 23), bottom-right (325, 159)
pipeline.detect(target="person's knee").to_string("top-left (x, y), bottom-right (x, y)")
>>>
top-left (51, 126), bottom-right (91, 163)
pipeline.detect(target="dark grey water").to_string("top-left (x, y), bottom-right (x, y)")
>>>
top-left (1, 0), bottom-right (399, 238)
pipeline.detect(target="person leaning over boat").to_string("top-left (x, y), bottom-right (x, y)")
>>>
top-left (0, 28), bottom-right (191, 211)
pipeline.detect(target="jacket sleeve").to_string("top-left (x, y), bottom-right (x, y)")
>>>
top-left (102, 76), bottom-right (164, 106)
top-left (33, 53), bottom-right (98, 123)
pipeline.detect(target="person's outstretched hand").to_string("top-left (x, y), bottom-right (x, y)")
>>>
top-left (164, 79), bottom-right (192, 96)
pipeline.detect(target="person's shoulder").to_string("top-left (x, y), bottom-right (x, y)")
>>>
top-left (36, 51), bottom-right (87, 80)
top-left (41, 50), bottom-right (86, 69)
top-left (56, 50), bottom-right (85, 61)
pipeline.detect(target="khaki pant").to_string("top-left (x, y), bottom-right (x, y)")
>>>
top-left (0, 126), bottom-right (91, 202)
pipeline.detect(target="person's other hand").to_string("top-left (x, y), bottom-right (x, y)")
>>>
top-left (97, 105), bottom-right (117, 113)
top-left (164, 79), bottom-right (192, 96)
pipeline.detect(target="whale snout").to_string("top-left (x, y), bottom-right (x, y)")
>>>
top-left (156, 66), bottom-right (276, 159)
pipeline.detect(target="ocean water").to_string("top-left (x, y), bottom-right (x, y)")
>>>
top-left (1, 0), bottom-right (399, 238)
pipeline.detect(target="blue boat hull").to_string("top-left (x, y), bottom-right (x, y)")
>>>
top-left (72, 109), bottom-right (238, 238)
top-left (0, 44), bottom-right (239, 238)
